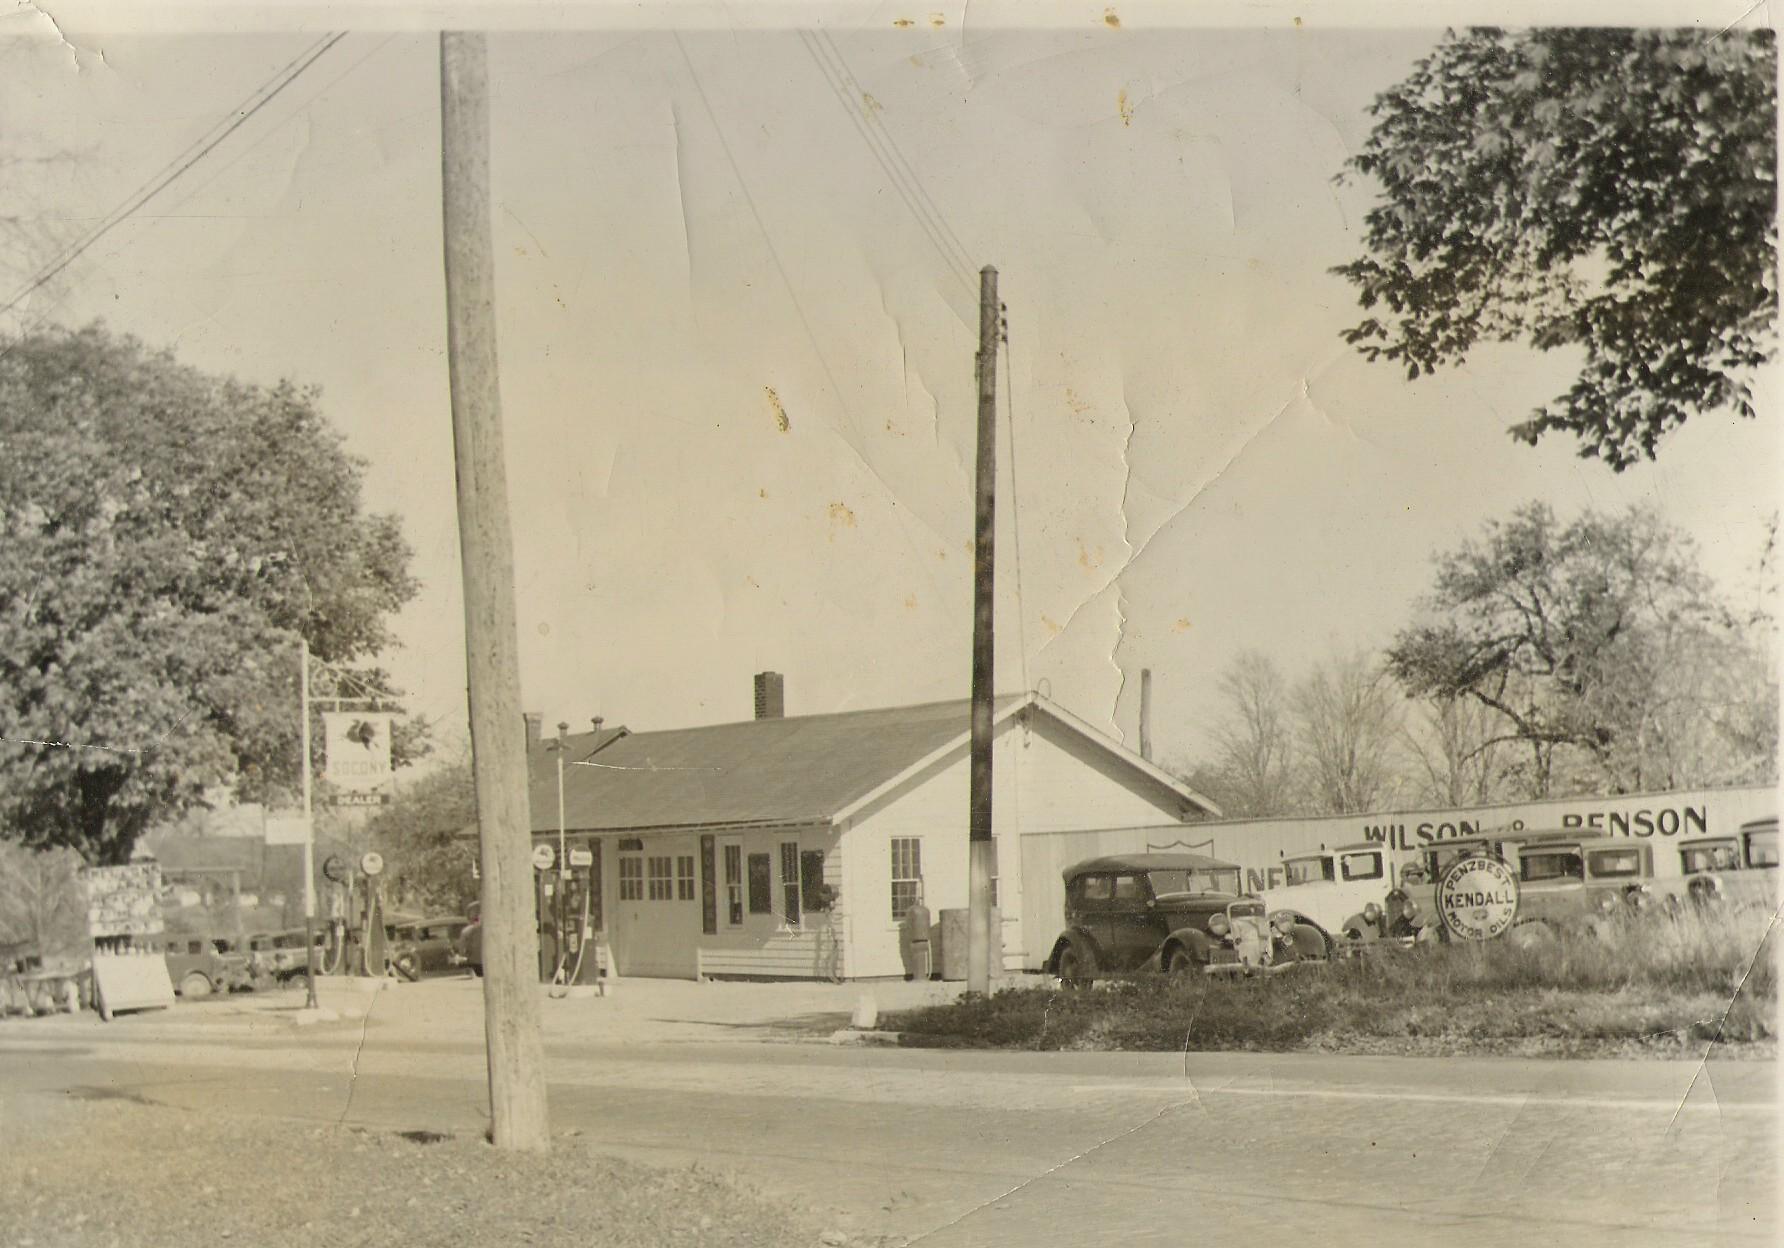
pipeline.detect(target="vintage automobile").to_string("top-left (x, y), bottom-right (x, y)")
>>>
top-left (1393, 829), bottom-right (1660, 941)
top-left (1506, 832), bottom-right (1661, 938)
top-left (1044, 853), bottom-right (1324, 987)
top-left (1259, 842), bottom-right (1432, 950)
top-left (1672, 816), bottom-right (1778, 908)
top-left (246, 928), bottom-right (326, 983)
top-left (161, 933), bottom-right (252, 998)
top-left (385, 916), bottom-right (470, 981)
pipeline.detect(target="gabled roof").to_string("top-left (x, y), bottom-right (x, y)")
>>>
top-left (527, 692), bottom-right (1217, 835)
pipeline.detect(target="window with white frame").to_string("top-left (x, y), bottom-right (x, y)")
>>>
top-left (722, 843), bottom-right (744, 926)
top-left (618, 856), bottom-right (643, 901)
top-left (779, 841), bottom-right (801, 927)
top-left (647, 855), bottom-right (673, 901)
top-left (675, 854), bottom-right (696, 901)
top-left (890, 837), bottom-right (922, 921)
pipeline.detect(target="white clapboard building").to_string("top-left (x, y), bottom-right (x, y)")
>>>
top-left (523, 675), bottom-right (1218, 980)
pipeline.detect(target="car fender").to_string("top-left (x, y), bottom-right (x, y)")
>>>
top-left (1267, 909), bottom-right (1331, 943)
top-left (1161, 927), bottom-right (1213, 964)
top-left (1046, 926), bottom-right (1104, 974)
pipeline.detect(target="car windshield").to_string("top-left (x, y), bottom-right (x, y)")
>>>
top-left (1587, 849), bottom-right (1643, 878)
top-left (1284, 857), bottom-right (1334, 886)
top-left (1746, 829), bottom-right (1779, 868)
top-left (1521, 851), bottom-right (1584, 882)
top-left (1682, 843), bottom-right (1739, 874)
top-left (1147, 868), bottom-right (1239, 896)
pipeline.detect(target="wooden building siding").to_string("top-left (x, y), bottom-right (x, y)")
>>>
top-left (843, 713), bottom-right (1192, 978)
top-left (686, 824), bottom-right (844, 981)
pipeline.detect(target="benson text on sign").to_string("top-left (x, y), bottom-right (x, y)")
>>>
top-left (1362, 804), bottom-right (1708, 849)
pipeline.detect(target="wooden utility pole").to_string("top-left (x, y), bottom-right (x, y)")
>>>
top-left (299, 639), bottom-right (319, 1011)
top-left (440, 30), bottom-right (550, 1151)
top-left (968, 265), bottom-right (999, 996)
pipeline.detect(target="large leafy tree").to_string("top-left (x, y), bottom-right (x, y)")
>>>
top-left (0, 325), bottom-right (419, 863)
top-left (367, 755), bottom-right (478, 916)
top-left (1387, 502), bottom-right (1770, 796)
top-left (1334, 27), bottom-right (1777, 467)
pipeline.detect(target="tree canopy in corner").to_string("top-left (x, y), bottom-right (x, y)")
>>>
top-left (0, 325), bottom-right (419, 862)
top-left (1333, 27), bottom-right (1777, 468)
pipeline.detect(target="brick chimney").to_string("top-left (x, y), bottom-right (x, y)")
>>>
top-left (754, 671), bottom-right (785, 720)
top-left (524, 711), bottom-right (542, 749)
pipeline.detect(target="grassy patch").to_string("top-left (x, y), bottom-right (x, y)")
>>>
top-left (2, 1097), bottom-right (867, 1248)
top-left (890, 904), bottom-right (1778, 1057)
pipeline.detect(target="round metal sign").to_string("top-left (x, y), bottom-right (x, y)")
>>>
top-left (531, 844), bottom-right (555, 871)
top-left (359, 851), bottom-right (385, 878)
top-left (1436, 853), bottom-right (1520, 941)
top-left (321, 854), bottom-right (347, 884)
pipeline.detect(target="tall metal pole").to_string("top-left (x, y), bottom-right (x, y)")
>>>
top-left (441, 30), bottom-right (550, 1151)
top-left (300, 638), bottom-right (319, 1010)
top-left (968, 265), bottom-right (999, 996)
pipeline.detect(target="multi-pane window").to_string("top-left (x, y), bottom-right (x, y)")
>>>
top-left (676, 855), bottom-right (697, 901)
top-left (890, 837), bottom-right (922, 921)
top-left (723, 844), bottom-right (744, 926)
top-left (618, 856), bottom-right (643, 901)
top-left (647, 855), bottom-right (673, 901)
top-left (779, 842), bottom-right (802, 927)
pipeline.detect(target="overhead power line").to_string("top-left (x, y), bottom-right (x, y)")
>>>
top-left (798, 30), bottom-right (977, 297)
top-left (0, 32), bottom-right (348, 321)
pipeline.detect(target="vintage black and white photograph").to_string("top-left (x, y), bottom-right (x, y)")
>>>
top-left (0, 2), bottom-right (1777, 1244)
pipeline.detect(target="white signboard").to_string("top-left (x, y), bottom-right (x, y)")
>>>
top-left (264, 814), bottom-right (313, 846)
top-left (323, 712), bottom-right (394, 803)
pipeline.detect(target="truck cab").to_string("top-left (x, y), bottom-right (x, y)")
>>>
top-left (1673, 816), bottom-right (1778, 908)
top-left (1259, 842), bottom-right (1419, 946)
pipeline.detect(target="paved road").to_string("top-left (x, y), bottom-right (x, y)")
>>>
top-left (1, 989), bottom-right (1775, 1247)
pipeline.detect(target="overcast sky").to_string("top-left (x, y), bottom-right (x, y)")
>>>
top-left (4, 3), bottom-right (1777, 771)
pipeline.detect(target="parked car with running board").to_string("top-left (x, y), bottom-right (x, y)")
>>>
top-left (1045, 853), bottom-right (1324, 987)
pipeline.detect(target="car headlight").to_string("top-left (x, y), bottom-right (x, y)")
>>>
top-left (1208, 912), bottom-right (1231, 936)
top-left (1363, 903), bottom-right (1381, 924)
top-left (1270, 912), bottom-right (1295, 936)
top-left (1401, 898), bottom-right (1419, 918)
top-left (1598, 894), bottom-right (1617, 912)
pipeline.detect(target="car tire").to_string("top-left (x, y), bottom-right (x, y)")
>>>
top-left (1164, 944), bottom-right (1201, 975)
top-left (1509, 920), bottom-right (1555, 947)
top-left (1055, 937), bottom-right (1097, 989)
top-left (178, 972), bottom-right (213, 999)
top-left (1283, 924), bottom-right (1327, 962)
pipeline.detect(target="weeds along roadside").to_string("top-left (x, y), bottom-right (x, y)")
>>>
top-left (889, 903), bottom-right (1779, 1053)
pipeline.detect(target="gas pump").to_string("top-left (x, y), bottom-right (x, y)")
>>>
top-left (559, 846), bottom-right (598, 987)
top-left (532, 844), bottom-right (560, 982)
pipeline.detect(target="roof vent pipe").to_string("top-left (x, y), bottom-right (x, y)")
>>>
top-left (1139, 668), bottom-right (1154, 761)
